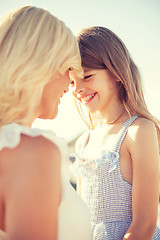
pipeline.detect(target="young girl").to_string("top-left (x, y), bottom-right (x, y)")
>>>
top-left (70, 26), bottom-right (160, 240)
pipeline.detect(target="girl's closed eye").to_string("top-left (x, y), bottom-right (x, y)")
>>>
top-left (83, 74), bottom-right (93, 81)
top-left (70, 74), bottom-right (93, 86)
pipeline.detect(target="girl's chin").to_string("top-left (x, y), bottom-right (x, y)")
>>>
top-left (83, 105), bottom-right (97, 114)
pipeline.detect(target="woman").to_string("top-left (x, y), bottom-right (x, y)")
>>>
top-left (0, 230), bottom-right (6, 240)
top-left (0, 6), bottom-right (90, 240)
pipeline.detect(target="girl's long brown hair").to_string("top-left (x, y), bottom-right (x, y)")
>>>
top-left (75, 26), bottom-right (160, 149)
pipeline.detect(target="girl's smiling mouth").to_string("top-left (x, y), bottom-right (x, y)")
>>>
top-left (81, 93), bottom-right (97, 104)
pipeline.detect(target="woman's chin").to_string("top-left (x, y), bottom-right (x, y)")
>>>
top-left (38, 109), bottom-right (58, 120)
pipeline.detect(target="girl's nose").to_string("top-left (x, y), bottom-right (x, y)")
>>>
top-left (72, 81), bottom-right (84, 94)
top-left (75, 87), bottom-right (84, 94)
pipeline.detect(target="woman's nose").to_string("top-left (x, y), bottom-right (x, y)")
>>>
top-left (64, 87), bottom-right (69, 94)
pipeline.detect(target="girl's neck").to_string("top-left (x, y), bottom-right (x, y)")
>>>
top-left (96, 103), bottom-right (127, 125)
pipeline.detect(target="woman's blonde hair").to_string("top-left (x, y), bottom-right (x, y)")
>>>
top-left (75, 26), bottom-right (160, 146)
top-left (0, 6), bottom-right (82, 126)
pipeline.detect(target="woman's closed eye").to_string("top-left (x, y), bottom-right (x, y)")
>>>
top-left (69, 80), bottom-right (75, 86)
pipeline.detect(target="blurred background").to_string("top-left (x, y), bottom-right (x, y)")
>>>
top-left (1, 0), bottom-right (160, 225)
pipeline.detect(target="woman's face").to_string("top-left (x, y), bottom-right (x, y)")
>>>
top-left (38, 70), bottom-right (70, 119)
top-left (70, 68), bottom-right (120, 116)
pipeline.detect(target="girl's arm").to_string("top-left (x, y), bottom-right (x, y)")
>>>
top-left (5, 135), bottom-right (61, 240)
top-left (123, 118), bottom-right (159, 240)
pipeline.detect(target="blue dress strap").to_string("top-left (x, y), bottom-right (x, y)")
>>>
top-left (114, 116), bottom-right (138, 153)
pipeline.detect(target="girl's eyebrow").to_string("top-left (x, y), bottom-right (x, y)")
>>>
top-left (83, 68), bottom-right (94, 73)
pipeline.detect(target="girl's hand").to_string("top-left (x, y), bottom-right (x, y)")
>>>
top-left (0, 230), bottom-right (6, 240)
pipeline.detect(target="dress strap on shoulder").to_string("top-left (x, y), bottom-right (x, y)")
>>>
top-left (114, 116), bottom-right (138, 153)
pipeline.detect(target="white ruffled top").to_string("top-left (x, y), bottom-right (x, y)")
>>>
top-left (0, 123), bottom-right (90, 240)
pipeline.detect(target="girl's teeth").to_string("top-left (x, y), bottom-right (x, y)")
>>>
top-left (82, 94), bottom-right (95, 102)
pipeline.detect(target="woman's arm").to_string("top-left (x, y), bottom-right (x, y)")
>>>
top-left (76, 176), bottom-right (81, 196)
top-left (5, 135), bottom-right (61, 240)
top-left (75, 136), bottom-right (83, 196)
top-left (0, 229), bottom-right (6, 240)
top-left (123, 118), bottom-right (159, 240)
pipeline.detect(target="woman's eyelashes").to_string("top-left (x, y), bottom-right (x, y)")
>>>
top-left (70, 80), bottom-right (74, 86)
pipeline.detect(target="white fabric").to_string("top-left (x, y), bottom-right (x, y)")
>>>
top-left (0, 123), bottom-right (90, 240)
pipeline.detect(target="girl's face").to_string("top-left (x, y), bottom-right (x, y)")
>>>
top-left (38, 70), bottom-right (70, 119)
top-left (70, 68), bottom-right (120, 116)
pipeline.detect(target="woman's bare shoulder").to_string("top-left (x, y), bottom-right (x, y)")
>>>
top-left (20, 133), bottom-right (61, 159)
top-left (1, 133), bottom-right (61, 163)
top-left (0, 134), bottom-right (61, 192)
top-left (0, 135), bottom-right (61, 239)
